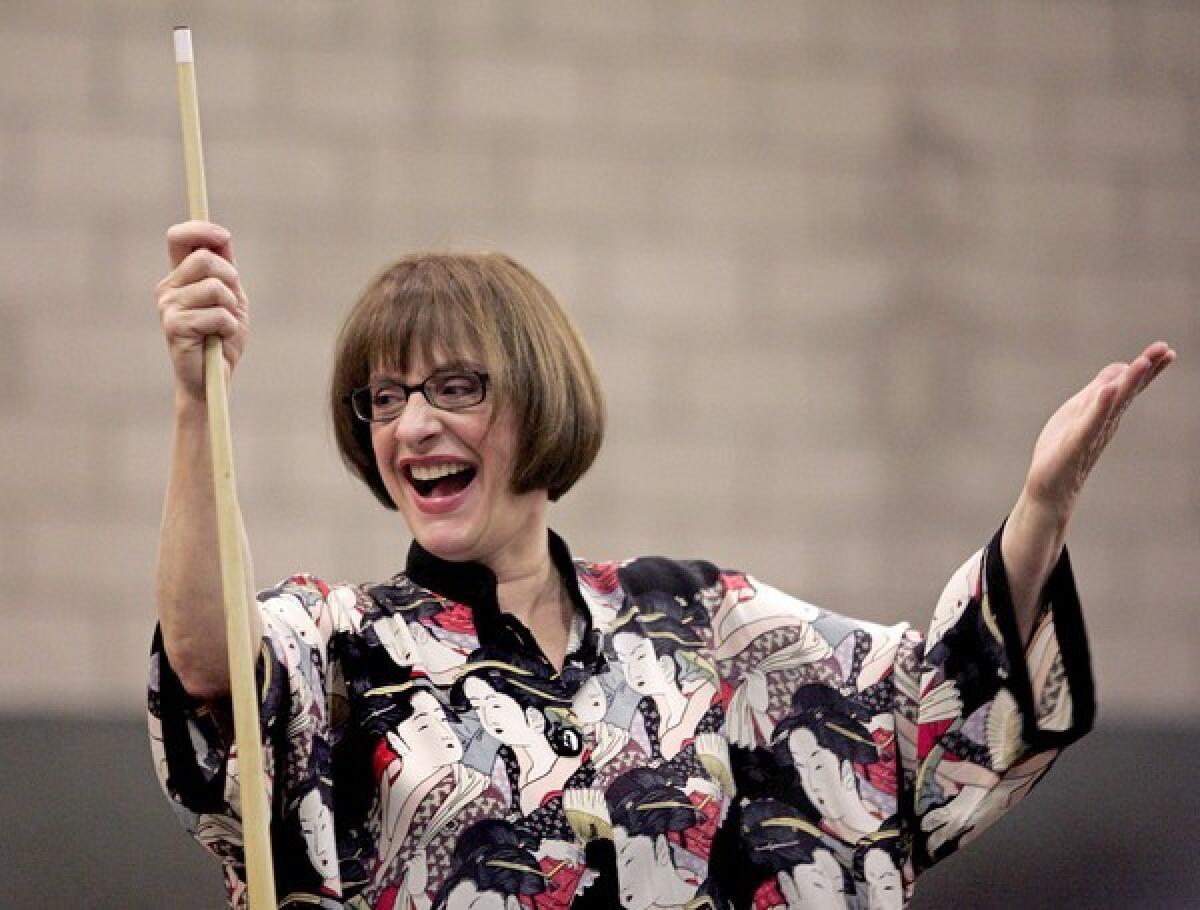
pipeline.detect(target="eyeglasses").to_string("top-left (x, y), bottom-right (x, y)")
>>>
top-left (345, 369), bottom-right (489, 423)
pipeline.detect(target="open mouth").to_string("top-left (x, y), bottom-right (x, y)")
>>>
top-left (405, 461), bottom-right (478, 499)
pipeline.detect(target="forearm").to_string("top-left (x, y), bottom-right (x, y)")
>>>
top-left (1000, 490), bottom-right (1068, 647)
top-left (156, 391), bottom-right (259, 699)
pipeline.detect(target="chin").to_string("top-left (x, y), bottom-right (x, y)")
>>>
top-left (411, 523), bottom-right (482, 561)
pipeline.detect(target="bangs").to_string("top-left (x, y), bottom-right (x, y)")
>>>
top-left (360, 261), bottom-right (494, 379)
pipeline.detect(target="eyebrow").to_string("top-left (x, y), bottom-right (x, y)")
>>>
top-left (370, 358), bottom-right (484, 382)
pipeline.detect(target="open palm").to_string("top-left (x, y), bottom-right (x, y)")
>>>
top-left (1022, 341), bottom-right (1175, 521)
top-left (1001, 341), bottom-right (1175, 642)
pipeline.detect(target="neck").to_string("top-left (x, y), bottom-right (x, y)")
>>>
top-left (488, 525), bottom-right (573, 671)
top-left (494, 540), bottom-right (569, 633)
top-left (658, 684), bottom-right (688, 727)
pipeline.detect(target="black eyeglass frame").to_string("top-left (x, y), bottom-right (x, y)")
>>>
top-left (344, 369), bottom-right (490, 423)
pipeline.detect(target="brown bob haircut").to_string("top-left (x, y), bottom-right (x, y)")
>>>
top-left (331, 252), bottom-right (606, 508)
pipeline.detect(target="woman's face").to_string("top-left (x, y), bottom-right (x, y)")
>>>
top-left (370, 352), bottom-right (548, 571)
top-left (788, 728), bottom-right (846, 820)
top-left (780, 850), bottom-right (844, 910)
top-left (464, 676), bottom-right (539, 747)
top-left (863, 849), bottom-right (903, 909)
top-left (615, 833), bottom-right (691, 910)
top-left (393, 691), bottom-right (463, 765)
top-left (574, 677), bottom-right (608, 723)
top-left (613, 634), bottom-right (665, 696)
top-left (298, 789), bottom-right (338, 879)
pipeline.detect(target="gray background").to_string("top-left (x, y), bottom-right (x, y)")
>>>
top-left (0, 1), bottom-right (1196, 907)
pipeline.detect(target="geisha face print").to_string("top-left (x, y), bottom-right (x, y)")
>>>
top-left (788, 727), bottom-right (881, 834)
top-left (613, 633), bottom-right (670, 696)
top-left (574, 676), bottom-right (608, 724)
top-left (463, 675), bottom-right (542, 746)
top-left (389, 690), bottom-right (463, 766)
top-left (863, 848), bottom-right (903, 910)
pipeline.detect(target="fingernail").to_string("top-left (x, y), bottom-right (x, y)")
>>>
top-left (214, 226), bottom-right (231, 240)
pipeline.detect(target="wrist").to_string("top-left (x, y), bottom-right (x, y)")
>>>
top-left (1012, 487), bottom-right (1070, 541)
top-left (173, 386), bottom-right (209, 420)
top-left (1003, 492), bottom-right (1068, 585)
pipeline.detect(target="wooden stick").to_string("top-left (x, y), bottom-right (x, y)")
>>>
top-left (174, 26), bottom-right (278, 909)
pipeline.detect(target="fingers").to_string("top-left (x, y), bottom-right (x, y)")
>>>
top-left (1142, 342), bottom-right (1176, 387)
top-left (1113, 341), bottom-right (1175, 410)
top-left (162, 303), bottom-right (242, 343)
top-left (158, 224), bottom-right (248, 326)
top-left (1085, 342), bottom-right (1175, 416)
top-left (161, 248), bottom-right (245, 304)
top-left (161, 246), bottom-right (241, 292)
top-left (161, 277), bottom-right (244, 324)
top-left (1077, 341), bottom-right (1175, 475)
top-left (166, 220), bottom-right (233, 268)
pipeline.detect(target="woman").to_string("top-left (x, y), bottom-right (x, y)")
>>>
top-left (450, 659), bottom-right (580, 814)
top-left (610, 605), bottom-right (720, 761)
top-left (150, 219), bottom-right (1174, 908)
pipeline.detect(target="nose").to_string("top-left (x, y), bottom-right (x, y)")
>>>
top-left (386, 389), bottom-right (441, 447)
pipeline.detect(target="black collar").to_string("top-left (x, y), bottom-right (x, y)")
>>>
top-left (404, 530), bottom-right (599, 678)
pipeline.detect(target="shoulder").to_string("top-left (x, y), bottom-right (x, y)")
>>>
top-left (257, 573), bottom-right (382, 638)
top-left (615, 555), bottom-right (723, 599)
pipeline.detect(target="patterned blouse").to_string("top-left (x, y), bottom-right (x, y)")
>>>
top-left (148, 527), bottom-right (1093, 909)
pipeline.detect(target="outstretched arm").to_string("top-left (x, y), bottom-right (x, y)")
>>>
top-left (1001, 341), bottom-right (1175, 644)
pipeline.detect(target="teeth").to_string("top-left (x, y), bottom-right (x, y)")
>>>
top-left (409, 462), bottom-right (471, 482)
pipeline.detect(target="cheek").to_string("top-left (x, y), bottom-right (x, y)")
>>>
top-left (370, 430), bottom-right (397, 477)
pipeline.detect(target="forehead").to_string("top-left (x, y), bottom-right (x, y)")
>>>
top-left (789, 727), bottom-right (822, 753)
top-left (409, 691), bottom-right (441, 712)
top-left (613, 632), bottom-right (650, 654)
top-left (813, 849), bottom-right (841, 876)
top-left (464, 675), bottom-right (501, 697)
top-left (864, 849), bottom-right (892, 875)
top-left (617, 835), bottom-right (654, 860)
top-left (370, 347), bottom-right (485, 381)
top-left (361, 282), bottom-right (491, 377)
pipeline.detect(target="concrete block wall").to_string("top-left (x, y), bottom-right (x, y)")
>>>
top-left (0, 1), bottom-right (1196, 717)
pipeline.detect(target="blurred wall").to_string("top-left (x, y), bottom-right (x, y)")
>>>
top-left (1, 1), bottom-right (1197, 907)
top-left (2, 0), bottom-right (1194, 717)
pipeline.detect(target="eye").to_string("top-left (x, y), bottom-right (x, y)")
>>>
top-left (431, 371), bottom-right (480, 403)
top-left (371, 384), bottom-right (405, 410)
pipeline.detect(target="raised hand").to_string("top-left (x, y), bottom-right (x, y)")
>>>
top-left (156, 220), bottom-right (249, 402)
top-left (1022, 341), bottom-right (1175, 523)
top-left (1002, 341), bottom-right (1176, 642)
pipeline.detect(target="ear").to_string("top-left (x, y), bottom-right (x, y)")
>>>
top-left (525, 706), bottom-right (546, 733)
top-left (840, 759), bottom-right (856, 792)
top-left (410, 623), bottom-right (429, 644)
top-left (654, 834), bottom-right (672, 867)
top-left (658, 654), bottom-right (675, 681)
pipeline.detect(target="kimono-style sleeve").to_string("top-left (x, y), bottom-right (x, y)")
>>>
top-left (897, 526), bottom-right (1094, 870)
top-left (713, 525), bottom-right (1094, 907)
top-left (147, 575), bottom-right (360, 907)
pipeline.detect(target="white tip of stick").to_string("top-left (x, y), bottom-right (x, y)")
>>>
top-left (174, 27), bottom-right (194, 63)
